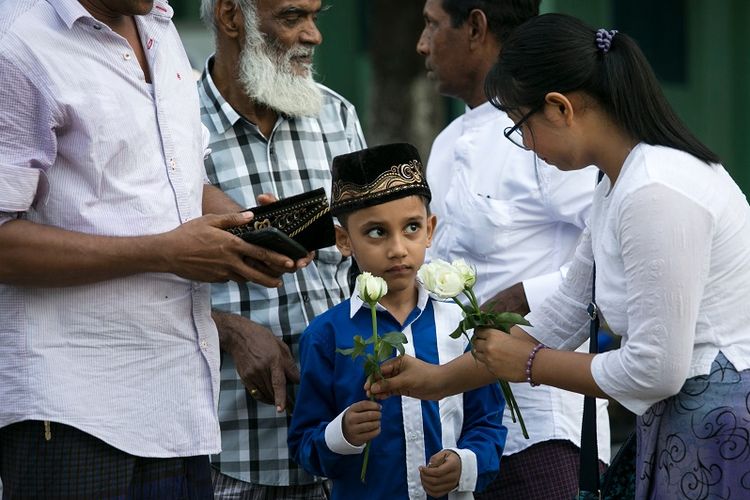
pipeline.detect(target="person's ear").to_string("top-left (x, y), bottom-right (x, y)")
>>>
top-left (543, 92), bottom-right (575, 127)
top-left (216, 0), bottom-right (243, 39)
top-left (335, 225), bottom-right (353, 257)
top-left (466, 9), bottom-right (489, 47)
top-left (425, 214), bottom-right (437, 248)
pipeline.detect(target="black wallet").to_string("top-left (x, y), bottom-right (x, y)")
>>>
top-left (239, 227), bottom-right (309, 260)
top-left (225, 188), bottom-right (336, 255)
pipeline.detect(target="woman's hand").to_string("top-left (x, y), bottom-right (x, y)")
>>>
top-left (472, 327), bottom-right (536, 383)
top-left (365, 355), bottom-right (446, 401)
top-left (366, 351), bottom-right (498, 400)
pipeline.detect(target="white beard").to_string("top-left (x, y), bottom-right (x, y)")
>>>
top-left (238, 31), bottom-right (323, 118)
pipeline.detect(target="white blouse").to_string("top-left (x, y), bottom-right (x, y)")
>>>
top-left (426, 102), bottom-right (609, 459)
top-left (526, 143), bottom-right (750, 415)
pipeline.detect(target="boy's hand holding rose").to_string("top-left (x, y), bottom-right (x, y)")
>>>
top-left (343, 400), bottom-right (382, 446)
top-left (419, 450), bottom-right (461, 497)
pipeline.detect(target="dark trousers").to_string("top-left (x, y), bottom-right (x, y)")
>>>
top-left (475, 439), bottom-right (607, 500)
top-left (0, 420), bottom-right (212, 500)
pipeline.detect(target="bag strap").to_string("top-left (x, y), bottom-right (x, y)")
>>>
top-left (578, 170), bottom-right (604, 498)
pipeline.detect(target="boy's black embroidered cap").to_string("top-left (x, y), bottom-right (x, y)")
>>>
top-left (330, 143), bottom-right (431, 217)
top-left (225, 187), bottom-right (335, 252)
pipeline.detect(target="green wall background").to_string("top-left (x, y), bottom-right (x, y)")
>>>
top-left (174, 0), bottom-right (750, 193)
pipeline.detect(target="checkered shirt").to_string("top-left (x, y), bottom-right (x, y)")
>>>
top-left (198, 59), bottom-right (366, 486)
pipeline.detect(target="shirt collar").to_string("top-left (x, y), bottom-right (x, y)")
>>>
top-left (462, 100), bottom-right (503, 128)
top-left (348, 281), bottom-right (430, 327)
top-left (50, 0), bottom-right (172, 30)
top-left (199, 56), bottom-right (245, 135)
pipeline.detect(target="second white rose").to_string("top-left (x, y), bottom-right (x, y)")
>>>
top-left (417, 260), bottom-right (466, 300)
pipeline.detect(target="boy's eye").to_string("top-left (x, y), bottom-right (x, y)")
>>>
top-left (366, 227), bottom-right (385, 238)
top-left (404, 223), bottom-right (420, 234)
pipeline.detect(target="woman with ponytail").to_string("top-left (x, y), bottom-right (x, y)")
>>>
top-left (369, 13), bottom-right (750, 498)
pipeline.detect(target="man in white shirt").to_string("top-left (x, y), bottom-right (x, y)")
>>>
top-left (417, 0), bottom-right (609, 497)
top-left (0, 0), bottom-right (301, 496)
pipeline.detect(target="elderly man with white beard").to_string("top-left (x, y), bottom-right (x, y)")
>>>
top-left (198, 0), bottom-right (366, 498)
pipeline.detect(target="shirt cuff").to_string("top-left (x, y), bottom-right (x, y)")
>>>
top-left (591, 349), bottom-right (651, 415)
top-left (324, 406), bottom-right (366, 455)
top-left (0, 164), bottom-right (40, 212)
top-left (446, 447), bottom-right (477, 493)
top-left (522, 270), bottom-right (564, 312)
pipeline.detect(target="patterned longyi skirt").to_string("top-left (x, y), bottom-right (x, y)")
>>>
top-left (636, 352), bottom-right (750, 499)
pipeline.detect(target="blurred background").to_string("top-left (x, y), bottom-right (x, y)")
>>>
top-left (175, 0), bottom-right (750, 196)
top-left (172, 0), bottom-right (750, 449)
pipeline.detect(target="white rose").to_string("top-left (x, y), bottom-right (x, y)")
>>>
top-left (451, 259), bottom-right (477, 289)
top-left (417, 260), bottom-right (465, 300)
top-left (356, 272), bottom-right (388, 304)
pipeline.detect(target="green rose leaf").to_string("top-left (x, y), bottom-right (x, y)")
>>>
top-left (363, 357), bottom-right (381, 378)
top-left (376, 341), bottom-right (392, 362)
top-left (381, 331), bottom-right (408, 347)
top-left (449, 323), bottom-right (465, 339)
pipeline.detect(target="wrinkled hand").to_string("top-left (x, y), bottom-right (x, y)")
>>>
top-left (472, 327), bottom-right (534, 383)
top-left (365, 355), bottom-right (443, 401)
top-left (161, 212), bottom-right (297, 287)
top-left (213, 311), bottom-right (300, 412)
top-left (419, 450), bottom-right (461, 497)
top-left (342, 400), bottom-right (382, 446)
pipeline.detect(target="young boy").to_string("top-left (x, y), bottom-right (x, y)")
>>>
top-left (288, 143), bottom-right (506, 499)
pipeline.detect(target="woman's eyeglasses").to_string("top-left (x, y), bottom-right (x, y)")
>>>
top-left (503, 104), bottom-right (543, 150)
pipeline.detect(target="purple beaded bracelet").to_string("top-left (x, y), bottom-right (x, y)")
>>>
top-left (525, 343), bottom-right (547, 387)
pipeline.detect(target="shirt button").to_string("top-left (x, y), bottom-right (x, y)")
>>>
top-left (93, 24), bottom-right (101, 30)
top-left (302, 293), bottom-right (310, 303)
top-left (123, 53), bottom-right (132, 60)
top-left (169, 158), bottom-right (176, 170)
top-left (199, 339), bottom-right (208, 349)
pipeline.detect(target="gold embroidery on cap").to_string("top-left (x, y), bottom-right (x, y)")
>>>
top-left (332, 160), bottom-right (425, 205)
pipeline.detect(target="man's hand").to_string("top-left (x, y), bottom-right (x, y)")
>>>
top-left (481, 282), bottom-right (530, 316)
top-left (160, 212), bottom-right (299, 286)
top-left (342, 400), bottom-right (381, 446)
top-left (213, 310), bottom-right (300, 412)
top-left (255, 193), bottom-right (278, 206)
top-left (251, 193), bottom-right (316, 276)
top-left (419, 450), bottom-right (461, 497)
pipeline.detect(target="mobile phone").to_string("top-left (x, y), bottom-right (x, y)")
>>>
top-left (238, 227), bottom-right (309, 260)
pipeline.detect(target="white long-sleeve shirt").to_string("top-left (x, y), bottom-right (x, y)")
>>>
top-left (526, 143), bottom-right (750, 415)
top-left (426, 101), bottom-right (609, 459)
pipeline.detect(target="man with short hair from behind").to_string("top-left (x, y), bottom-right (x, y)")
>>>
top-left (198, 0), bottom-right (366, 498)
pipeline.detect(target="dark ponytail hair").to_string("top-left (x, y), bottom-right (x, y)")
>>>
top-left (485, 13), bottom-right (719, 165)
